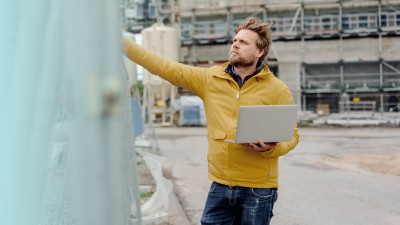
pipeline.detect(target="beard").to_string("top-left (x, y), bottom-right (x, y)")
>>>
top-left (229, 54), bottom-right (257, 67)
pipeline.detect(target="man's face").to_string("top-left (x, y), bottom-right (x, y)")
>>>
top-left (229, 29), bottom-right (264, 67)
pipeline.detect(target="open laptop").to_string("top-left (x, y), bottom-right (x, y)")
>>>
top-left (224, 105), bottom-right (298, 144)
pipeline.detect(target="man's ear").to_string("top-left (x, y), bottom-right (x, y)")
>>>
top-left (256, 48), bottom-right (264, 58)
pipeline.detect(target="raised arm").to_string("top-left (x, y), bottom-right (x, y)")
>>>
top-left (123, 38), bottom-right (208, 97)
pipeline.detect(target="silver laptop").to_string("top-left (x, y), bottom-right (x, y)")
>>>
top-left (224, 105), bottom-right (298, 144)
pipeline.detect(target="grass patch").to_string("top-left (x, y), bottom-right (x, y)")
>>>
top-left (140, 192), bottom-right (153, 204)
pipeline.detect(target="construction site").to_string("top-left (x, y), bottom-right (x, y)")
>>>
top-left (6, 2), bottom-right (400, 225)
top-left (123, 0), bottom-right (400, 126)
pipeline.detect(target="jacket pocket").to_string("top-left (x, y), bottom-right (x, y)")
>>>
top-left (210, 128), bottom-right (227, 140)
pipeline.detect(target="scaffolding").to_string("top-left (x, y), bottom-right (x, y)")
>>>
top-left (124, 0), bottom-right (400, 114)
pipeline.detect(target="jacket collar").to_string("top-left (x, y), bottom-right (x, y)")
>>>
top-left (224, 61), bottom-right (263, 77)
top-left (212, 62), bottom-right (274, 80)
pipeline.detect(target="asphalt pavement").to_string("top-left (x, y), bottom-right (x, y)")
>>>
top-left (153, 126), bottom-right (400, 225)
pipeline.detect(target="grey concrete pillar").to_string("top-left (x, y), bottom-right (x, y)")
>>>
top-left (278, 62), bottom-right (302, 106)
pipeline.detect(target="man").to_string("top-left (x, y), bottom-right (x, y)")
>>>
top-left (124, 17), bottom-right (299, 225)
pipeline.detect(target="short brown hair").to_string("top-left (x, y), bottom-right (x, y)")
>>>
top-left (236, 17), bottom-right (272, 62)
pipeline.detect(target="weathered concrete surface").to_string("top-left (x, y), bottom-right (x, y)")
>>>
top-left (153, 126), bottom-right (400, 225)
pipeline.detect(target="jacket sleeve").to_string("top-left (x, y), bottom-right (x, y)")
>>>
top-left (260, 81), bottom-right (300, 158)
top-left (260, 126), bottom-right (299, 158)
top-left (124, 38), bottom-right (208, 97)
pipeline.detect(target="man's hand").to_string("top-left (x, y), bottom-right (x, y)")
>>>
top-left (122, 36), bottom-right (131, 55)
top-left (245, 139), bottom-right (277, 152)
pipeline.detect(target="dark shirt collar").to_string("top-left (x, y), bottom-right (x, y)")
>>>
top-left (224, 61), bottom-right (263, 87)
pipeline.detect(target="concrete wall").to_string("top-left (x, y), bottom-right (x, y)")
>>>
top-left (273, 37), bottom-right (400, 63)
top-left (180, 44), bottom-right (230, 63)
top-left (278, 62), bottom-right (302, 105)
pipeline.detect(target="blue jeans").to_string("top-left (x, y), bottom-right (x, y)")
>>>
top-left (201, 182), bottom-right (278, 225)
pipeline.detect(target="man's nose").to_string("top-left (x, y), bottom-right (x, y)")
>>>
top-left (231, 42), bottom-right (239, 49)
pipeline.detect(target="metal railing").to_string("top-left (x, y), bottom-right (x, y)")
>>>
top-left (339, 101), bottom-right (376, 118)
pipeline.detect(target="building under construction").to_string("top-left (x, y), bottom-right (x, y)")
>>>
top-left (124, 0), bottom-right (400, 118)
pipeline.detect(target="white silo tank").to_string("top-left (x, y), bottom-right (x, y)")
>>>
top-left (141, 23), bottom-right (179, 92)
top-left (140, 23), bottom-right (179, 125)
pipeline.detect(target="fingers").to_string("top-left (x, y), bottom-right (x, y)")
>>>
top-left (256, 139), bottom-right (277, 151)
top-left (245, 139), bottom-right (277, 152)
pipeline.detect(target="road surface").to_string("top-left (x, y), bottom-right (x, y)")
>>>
top-left (153, 126), bottom-right (400, 225)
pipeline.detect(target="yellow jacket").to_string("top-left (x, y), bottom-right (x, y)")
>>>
top-left (125, 40), bottom-right (299, 188)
